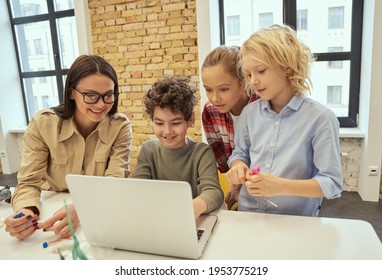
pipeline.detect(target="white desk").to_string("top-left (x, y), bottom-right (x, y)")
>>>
top-left (0, 190), bottom-right (65, 260)
top-left (1, 192), bottom-right (382, 260)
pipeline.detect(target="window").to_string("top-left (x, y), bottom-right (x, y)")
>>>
top-left (55, 0), bottom-right (74, 11)
top-left (34, 38), bottom-right (44, 55)
top-left (328, 47), bottom-right (343, 68)
top-left (41, 95), bottom-right (49, 108)
top-left (22, 3), bottom-right (41, 16)
top-left (219, 0), bottom-right (363, 127)
top-left (297, 9), bottom-right (307, 30)
top-left (329, 6), bottom-right (344, 29)
top-left (327, 86), bottom-right (342, 105)
top-left (227, 15), bottom-right (240, 35)
top-left (26, 39), bottom-right (31, 55)
top-left (259, 12), bottom-right (273, 28)
top-left (221, 0), bottom-right (283, 47)
top-left (38, 67), bottom-right (47, 83)
top-left (6, 0), bottom-right (78, 121)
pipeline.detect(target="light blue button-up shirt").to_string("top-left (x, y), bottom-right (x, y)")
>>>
top-left (228, 95), bottom-right (343, 216)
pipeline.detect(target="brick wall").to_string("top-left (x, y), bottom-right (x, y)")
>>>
top-left (88, 0), bottom-right (201, 171)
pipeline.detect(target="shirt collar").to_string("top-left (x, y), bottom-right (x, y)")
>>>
top-left (261, 95), bottom-right (305, 113)
top-left (287, 95), bottom-right (305, 111)
top-left (59, 115), bottom-right (110, 143)
top-left (58, 118), bottom-right (77, 142)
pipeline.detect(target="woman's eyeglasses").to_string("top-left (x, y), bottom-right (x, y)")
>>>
top-left (73, 87), bottom-right (117, 104)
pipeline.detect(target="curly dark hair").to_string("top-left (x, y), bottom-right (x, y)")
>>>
top-left (144, 76), bottom-right (198, 121)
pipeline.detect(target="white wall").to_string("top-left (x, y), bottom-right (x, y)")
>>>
top-left (74, 1), bottom-right (92, 55)
top-left (357, 0), bottom-right (382, 201)
top-left (196, 0), bottom-right (220, 142)
top-left (0, 1), bottom-right (27, 173)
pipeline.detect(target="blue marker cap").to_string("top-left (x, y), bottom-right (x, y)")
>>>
top-left (42, 242), bottom-right (48, 248)
top-left (13, 212), bottom-right (25, 219)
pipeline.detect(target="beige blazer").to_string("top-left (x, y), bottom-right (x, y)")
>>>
top-left (12, 109), bottom-right (132, 213)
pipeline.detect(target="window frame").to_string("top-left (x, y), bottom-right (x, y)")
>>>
top-left (6, 0), bottom-right (74, 122)
top-left (328, 47), bottom-right (344, 69)
top-left (218, 0), bottom-right (363, 128)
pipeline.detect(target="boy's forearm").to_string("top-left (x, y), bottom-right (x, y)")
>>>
top-left (279, 178), bottom-right (325, 198)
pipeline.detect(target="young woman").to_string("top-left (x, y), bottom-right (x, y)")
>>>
top-left (5, 55), bottom-right (132, 239)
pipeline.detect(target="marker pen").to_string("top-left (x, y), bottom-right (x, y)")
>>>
top-left (252, 165), bottom-right (260, 174)
top-left (13, 212), bottom-right (25, 219)
top-left (14, 212), bottom-right (39, 231)
top-left (250, 165), bottom-right (278, 208)
top-left (1, 213), bottom-right (27, 228)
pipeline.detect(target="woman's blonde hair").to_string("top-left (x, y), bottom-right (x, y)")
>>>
top-left (241, 24), bottom-right (315, 95)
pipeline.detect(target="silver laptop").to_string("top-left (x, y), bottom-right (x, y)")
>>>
top-left (65, 174), bottom-right (218, 259)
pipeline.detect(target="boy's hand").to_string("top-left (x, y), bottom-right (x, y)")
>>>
top-left (225, 160), bottom-right (249, 185)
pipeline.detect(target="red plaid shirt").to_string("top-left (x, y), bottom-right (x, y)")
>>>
top-left (202, 94), bottom-right (259, 173)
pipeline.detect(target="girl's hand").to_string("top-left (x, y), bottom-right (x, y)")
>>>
top-left (224, 184), bottom-right (241, 210)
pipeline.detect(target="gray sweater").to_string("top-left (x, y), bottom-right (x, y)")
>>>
top-left (132, 139), bottom-right (224, 213)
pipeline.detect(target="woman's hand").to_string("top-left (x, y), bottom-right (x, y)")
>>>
top-left (38, 203), bottom-right (79, 239)
top-left (4, 208), bottom-right (39, 240)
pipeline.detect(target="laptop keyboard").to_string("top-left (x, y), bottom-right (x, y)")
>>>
top-left (197, 229), bottom-right (204, 240)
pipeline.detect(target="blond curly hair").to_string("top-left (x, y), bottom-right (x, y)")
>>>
top-left (241, 24), bottom-right (316, 95)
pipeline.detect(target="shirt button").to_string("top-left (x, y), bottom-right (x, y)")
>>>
top-left (275, 121), bottom-right (279, 126)
top-left (265, 164), bottom-right (270, 169)
top-left (270, 143), bottom-right (275, 147)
